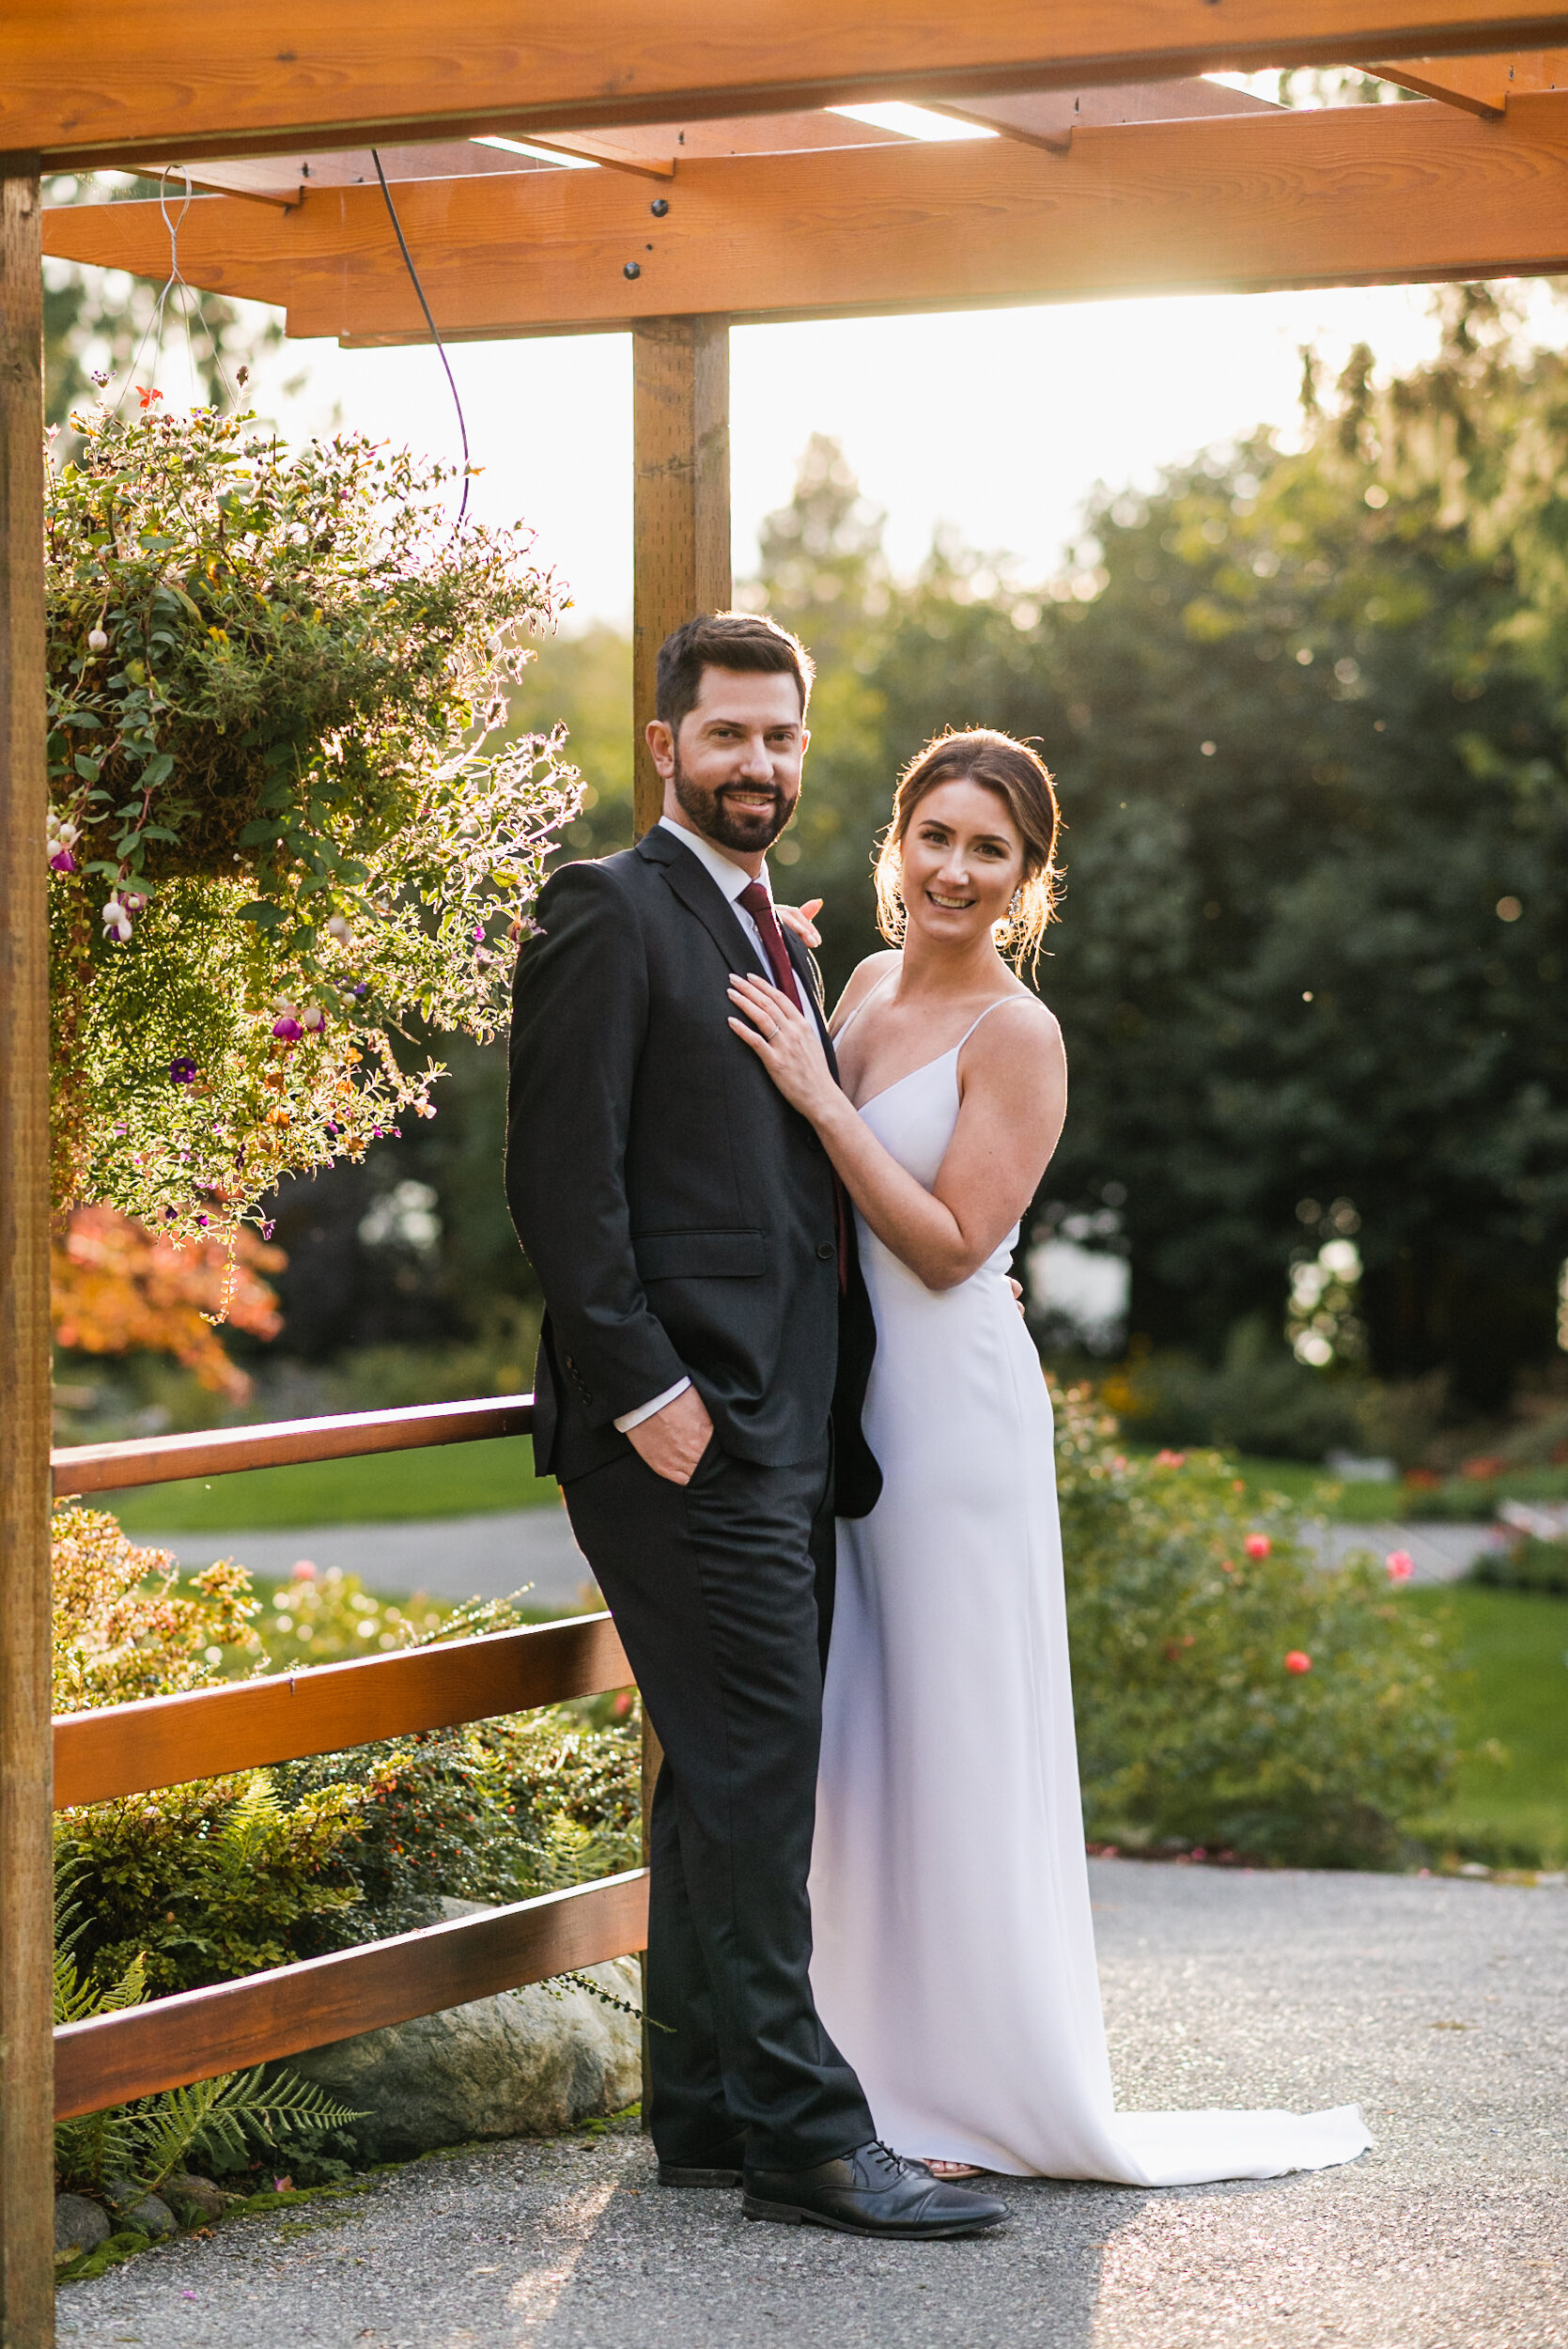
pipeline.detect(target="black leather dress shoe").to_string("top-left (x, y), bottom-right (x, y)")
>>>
top-left (658, 2134), bottom-right (747, 2187)
top-left (743, 2140), bottom-right (1007, 2238)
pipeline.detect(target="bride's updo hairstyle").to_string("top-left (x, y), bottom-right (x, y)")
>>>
top-left (874, 728), bottom-right (1061, 972)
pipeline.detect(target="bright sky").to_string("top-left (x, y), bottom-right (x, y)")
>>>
top-left (203, 95), bottom-right (1563, 627)
top-left (234, 283), bottom-right (1453, 628)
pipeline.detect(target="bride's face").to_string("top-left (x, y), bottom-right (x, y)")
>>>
top-left (898, 779), bottom-right (1025, 947)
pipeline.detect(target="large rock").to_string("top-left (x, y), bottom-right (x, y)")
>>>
top-left (289, 1901), bottom-right (642, 2160)
top-left (54, 2196), bottom-right (110, 2257)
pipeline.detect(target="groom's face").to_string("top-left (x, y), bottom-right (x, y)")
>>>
top-left (649, 666), bottom-right (809, 857)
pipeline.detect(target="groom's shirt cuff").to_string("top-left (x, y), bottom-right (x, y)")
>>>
top-left (613, 1377), bottom-right (692, 1434)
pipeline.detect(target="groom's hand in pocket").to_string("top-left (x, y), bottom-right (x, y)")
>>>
top-left (628, 1383), bottom-right (716, 1486)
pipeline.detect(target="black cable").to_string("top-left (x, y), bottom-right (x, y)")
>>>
top-left (370, 148), bottom-right (471, 528)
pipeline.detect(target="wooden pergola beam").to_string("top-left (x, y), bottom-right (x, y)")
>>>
top-left (42, 96), bottom-right (1568, 345)
top-left (11, 1), bottom-right (1568, 168)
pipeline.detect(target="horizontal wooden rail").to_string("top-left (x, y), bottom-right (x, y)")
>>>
top-left (54, 1614), bottom-right (632, 1809)
top-left (54, 1869), bottom-right (650, 2118)
top-left (51, 1392), bottom-right (535, 1498)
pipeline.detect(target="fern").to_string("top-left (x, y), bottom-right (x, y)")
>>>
top-left (53, 1862), bottom-right (365, 2204)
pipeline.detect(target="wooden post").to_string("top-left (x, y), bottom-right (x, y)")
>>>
top-left (630, 315), bottom-right (731, 838)
top-left (0, 156), bottom-right (55, 2349)
top-left (629, 313), bottom-right (728, 2122)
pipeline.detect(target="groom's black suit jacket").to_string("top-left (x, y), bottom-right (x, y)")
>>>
top-left (505, 823), bottom-right (881, 1517)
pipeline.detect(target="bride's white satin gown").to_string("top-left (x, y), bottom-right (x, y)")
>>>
top-left (808, 1006), bottom-right (1371, 2183)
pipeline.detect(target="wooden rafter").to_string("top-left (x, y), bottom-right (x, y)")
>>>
top-left (42, 96), bottom-right (1568, 345)
top-left (1372, 46), bottom-right (1568, 110)
top-left (930, 74), bottom-right (1281, 154)
top-left (12, 2), bottom-right (1568, 168)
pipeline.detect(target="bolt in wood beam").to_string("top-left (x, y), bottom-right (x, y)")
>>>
top-left (630, 316), bottom-right (731, 837)
top-left (0, 153), bottom-right (55, 2349)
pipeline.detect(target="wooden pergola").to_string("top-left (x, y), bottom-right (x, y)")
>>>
top-left (6, 6), bottom-right (1568, 2334)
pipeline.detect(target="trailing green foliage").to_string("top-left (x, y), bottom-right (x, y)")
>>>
top-left (45, 400), bottom-right (579, 1237)
top-left (1054, 1381), bottom-right (1454, 1864)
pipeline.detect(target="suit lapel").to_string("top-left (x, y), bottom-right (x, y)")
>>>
top-left (641, 828), bottom-right (765, 980)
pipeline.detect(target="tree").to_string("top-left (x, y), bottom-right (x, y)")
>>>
top-left (53, 1206), bottom-right (285, 1400)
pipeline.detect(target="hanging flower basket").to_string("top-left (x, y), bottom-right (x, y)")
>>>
top-left (46, 400), bottom-right (580, 1245)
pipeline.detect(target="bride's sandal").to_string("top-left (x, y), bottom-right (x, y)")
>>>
top-left (920, 2158), bottom-right (986, 2180)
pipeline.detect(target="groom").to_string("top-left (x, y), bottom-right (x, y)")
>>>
top-left (505, 612), bottom-right (1004, 2237)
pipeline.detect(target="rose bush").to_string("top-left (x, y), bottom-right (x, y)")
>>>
top-left (1055, 1381), bottom-right (1455, 1865)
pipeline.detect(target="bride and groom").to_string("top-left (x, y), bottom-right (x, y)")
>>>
top-left (505, 611), bottom-right (1369, 2240)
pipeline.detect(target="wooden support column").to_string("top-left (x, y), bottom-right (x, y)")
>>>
top-left (630, 315), bottom-right (731, 838)
top-left (0, 156), bottom-right (54, 2349)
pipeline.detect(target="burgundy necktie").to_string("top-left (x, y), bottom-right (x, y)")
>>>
top-left (737, 880), bottom-right (848, 1292)
top-left (737, 880), bottom-right (798, 1001)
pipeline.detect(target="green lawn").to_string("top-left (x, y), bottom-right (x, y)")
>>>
top-left (1405, 1584), bottom-right (1568, 1868)
top-left (97, 1434), bottom-right (559, 1533)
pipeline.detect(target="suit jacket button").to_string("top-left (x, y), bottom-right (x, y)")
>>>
top-left (815, 1241), bottom-right (835, 1262)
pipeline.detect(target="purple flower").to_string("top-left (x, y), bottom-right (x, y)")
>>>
top-left (272, 1016), bottom-right (303, 1043)
top-left (50, 848), bottom-right (77, 874)
top-left (168, 1056), bottom-right (198, 1084)
top-left (195, 1214), bottom-right (209, 1227)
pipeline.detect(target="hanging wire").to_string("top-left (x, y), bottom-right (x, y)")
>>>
top-left (370, 148), bottom-right (472, 529)
top-left (115, 167), bottom-right (241, 416)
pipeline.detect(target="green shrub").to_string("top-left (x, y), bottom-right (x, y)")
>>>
top-left (1056, 1382), bottom-right (1455, 1864)
top-left (1473, 1536), bottom-right (1568, 1596)
top-left (1104, 1322), bottom-right (1364, 1463)
top-left (57, 1770), bottom-right (365, 1999)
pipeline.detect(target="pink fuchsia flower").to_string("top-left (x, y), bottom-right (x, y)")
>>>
top-left (272, 1013), bottom-right (303, 1043)
top-left (101, 894), bottom-right (133, 942)
top-left (86, 626), bottom-right (109, 654)
top-left (1386, 1550), bottom-right (1415, 1582)
top-left (49, 847), bottom-right (77, 874)
top-left (1283, 1650), bottom-right (1312, 1674)
top-left (1245, 1533), bottom-right (1271, 1560)
top-left (291, 1560), bottom-right (317, 1582)
top-left (1155, 1449), bottom-right (1187, 1469)
top-left (301, 1003), bottom-right (327, 1034)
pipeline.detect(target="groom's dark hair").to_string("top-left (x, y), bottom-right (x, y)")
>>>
top-left (656, 612), bottom-right (815, 734)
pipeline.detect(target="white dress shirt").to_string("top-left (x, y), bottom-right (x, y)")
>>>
top-left (613, 817), bottom-right (810, 1435)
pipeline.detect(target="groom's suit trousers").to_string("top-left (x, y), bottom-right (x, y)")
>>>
top-left (563, 1430), bottom-right (876, 2173)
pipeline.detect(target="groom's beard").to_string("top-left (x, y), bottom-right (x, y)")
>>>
top-left (672, 752), bottom-right (799, 855)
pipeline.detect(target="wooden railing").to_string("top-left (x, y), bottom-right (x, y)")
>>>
top-left (50, 1395), bottom-right (649, 2123)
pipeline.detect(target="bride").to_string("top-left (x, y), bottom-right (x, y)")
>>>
top-left (726, 726), bottom-right (1371, 2186)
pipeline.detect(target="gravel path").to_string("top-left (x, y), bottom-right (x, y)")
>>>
top-left (57, 1861), bottom-right (1568, 2349)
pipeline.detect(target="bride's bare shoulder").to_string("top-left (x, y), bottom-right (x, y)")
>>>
top-left (968, 988), bottom-right (1064, 1077)
top-left (829, 951), bottom-right (901, 1035)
